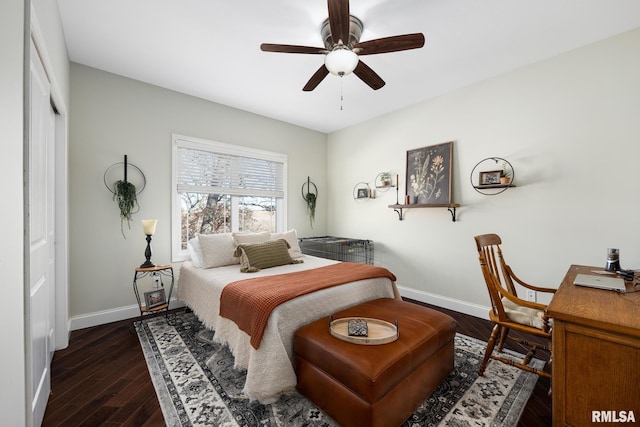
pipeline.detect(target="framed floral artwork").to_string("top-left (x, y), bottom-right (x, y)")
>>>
top-left (406, 141), bottom-right (453, 205)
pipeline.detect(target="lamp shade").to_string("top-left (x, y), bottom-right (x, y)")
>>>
top-left (324, 48), bottom-right (358, 76)
top-left (141, 219), bottom-right (157, 235)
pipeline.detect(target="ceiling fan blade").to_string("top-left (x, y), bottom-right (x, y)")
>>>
top-left (260, 43), bottom-right (327, 54)
top-left (303, 65), bottom-right (330, 91)
top-left (354, 33), bottom-right (425, 55)
top-left (328, 0), bottom-right (350, 45)
top-left (353, 60), bottom-right (385, 90)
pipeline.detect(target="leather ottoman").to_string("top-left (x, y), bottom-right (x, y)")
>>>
top-left (293, 298), bottom-right (456, 427)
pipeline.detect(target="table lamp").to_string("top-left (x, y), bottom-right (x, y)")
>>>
top-left (140, 219), bottom-right (158, 268)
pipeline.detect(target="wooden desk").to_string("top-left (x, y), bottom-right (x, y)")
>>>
top-left (547, 265), bottom-right (640, 426)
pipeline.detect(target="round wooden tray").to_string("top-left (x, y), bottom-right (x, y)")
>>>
top-left (330, 317), bottom-right (398, 345)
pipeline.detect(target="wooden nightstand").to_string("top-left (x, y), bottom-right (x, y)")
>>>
top-left (132, 264), bottom-right (174, 323)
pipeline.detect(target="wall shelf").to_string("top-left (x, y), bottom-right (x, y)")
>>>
top-left (470, 157), bottom-right (515, 195)
top-left (388, 203), bottom-right (460, 222)
top-left (353, 182), bottom-right (372, 200)
top-left (472, 183), bottom-right (516, 190)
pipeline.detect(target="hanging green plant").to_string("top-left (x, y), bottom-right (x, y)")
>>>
top-left (304, 192), bottom-right (316, 228)
top-left (113, 179), bottom-right (139, 238)
top-left (301, 177), bottom-right (318, 229)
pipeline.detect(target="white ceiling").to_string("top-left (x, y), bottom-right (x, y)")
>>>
top-left (57, 0), bottom-right (640, 134)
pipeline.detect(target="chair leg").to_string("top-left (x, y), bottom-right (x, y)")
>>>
top-left (490, 354), bottom-right (552, 379)
top-left (478, 324), bottom-right (500, 376)
top-left (497, 326), bottom-right (509, 352)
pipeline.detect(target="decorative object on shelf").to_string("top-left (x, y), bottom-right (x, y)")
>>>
top-left (375, 172), bottom-right (395, 192)
top-left (470, 157), bottom-right (515, 195)
top-left (353, 182), bottom-right (372, 200)
top-left (301, 177), bottom-right (318, 228)
top-left (406, 141), bottom-right (453, 205)
top-left (499, 160), bottom-right (512, 184)
top-left (479, 170), bottom-right (502, 186)
top-left (104, 155), bottom-right (146, 238)
top-left (140, 219), bottom-right (158, 268)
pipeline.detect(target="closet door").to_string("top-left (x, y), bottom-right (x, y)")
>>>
top-left (29, 38), bottom-right (55, 427)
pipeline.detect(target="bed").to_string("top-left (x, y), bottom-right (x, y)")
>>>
top-left (175, 232), bottom-right (399, 403)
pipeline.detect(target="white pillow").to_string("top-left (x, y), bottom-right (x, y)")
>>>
top-left (271, 229), bottom-right (303, 258)
top-left (197, 233), bottom-right (238, 268)
top-left (187, 237), bottom-right (203, 268)
top-left (232, 231), bottom-right (271, 246)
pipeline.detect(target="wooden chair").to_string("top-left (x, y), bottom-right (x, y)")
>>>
top-left (474, 233), bottom-right (556, 379)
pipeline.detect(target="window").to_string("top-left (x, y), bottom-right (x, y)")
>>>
top-left (172, 134), bottom-right (287, 261)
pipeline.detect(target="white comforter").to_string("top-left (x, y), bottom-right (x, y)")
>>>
top-left (176, 255), bottom-right (398, 403)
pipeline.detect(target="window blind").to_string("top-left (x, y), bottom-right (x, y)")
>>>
top-left (176, 146), bottom-right (285, 198)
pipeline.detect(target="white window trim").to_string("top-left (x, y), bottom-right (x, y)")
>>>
top-left (171, 134), bottom-right (288, 262)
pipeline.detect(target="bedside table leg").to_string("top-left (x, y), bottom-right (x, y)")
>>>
top-left (166, 311), bottom-right (177, 326)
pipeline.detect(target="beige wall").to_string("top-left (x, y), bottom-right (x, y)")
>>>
top-left (327, 28), bottom-right (640, 315)
top-left (69, 64), bottom-right (327, 325)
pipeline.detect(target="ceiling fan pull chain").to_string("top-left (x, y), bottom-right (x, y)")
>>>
top-left (340, 77), bottom-right (344, 111)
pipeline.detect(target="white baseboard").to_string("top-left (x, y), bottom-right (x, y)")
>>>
top-left (53, 319), bottom-right (72, 351)
top-left (69, 299), bottom-right (185, 331)
top-left (398, 286), bottom-right (490, 320)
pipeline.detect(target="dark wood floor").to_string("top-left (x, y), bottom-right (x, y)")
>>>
top-left (43, 302), bottom-right (552, 426)
top-left (413, 300), bottom-right (553, 427)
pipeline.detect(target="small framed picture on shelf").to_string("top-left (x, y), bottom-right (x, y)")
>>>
top-left (357, 188), bottom-right (369, 199)
top-left (479, 170), bottom-right (502, 186)
top-left (144, 288), bottom-right (166, 309)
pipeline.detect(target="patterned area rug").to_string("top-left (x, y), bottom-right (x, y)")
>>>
top-left (136, 311), bottom-right (543, 427)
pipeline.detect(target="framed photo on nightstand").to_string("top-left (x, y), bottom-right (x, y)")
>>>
top-left (144, 288), bottom-right (166, 309)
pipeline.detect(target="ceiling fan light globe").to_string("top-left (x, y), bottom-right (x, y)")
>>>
top-left (325, 48), bottom-right (358, 76)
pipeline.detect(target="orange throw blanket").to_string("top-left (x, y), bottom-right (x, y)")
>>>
top-left (219, 262), bottom-right (397, 349)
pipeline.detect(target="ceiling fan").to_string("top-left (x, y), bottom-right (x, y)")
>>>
top-left (260, 0), bottom-right (425, 91)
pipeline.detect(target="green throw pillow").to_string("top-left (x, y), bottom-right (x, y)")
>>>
top-left (234, 239), bottom-right (303, 273)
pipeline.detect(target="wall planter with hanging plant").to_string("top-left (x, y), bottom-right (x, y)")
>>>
top-left (301, 176), bottom-right (318, 228)
top-left (104, 155), bottom-right (146, 238)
